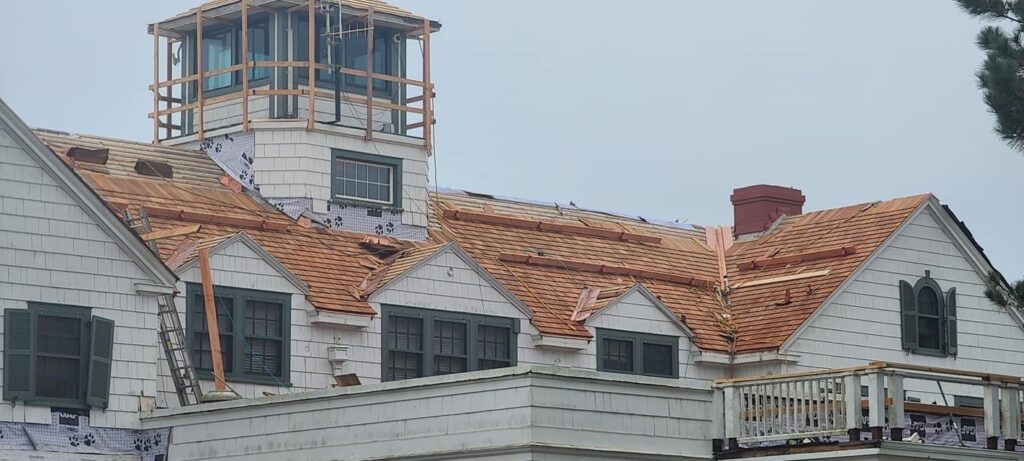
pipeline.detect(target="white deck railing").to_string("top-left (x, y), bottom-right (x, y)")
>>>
top-left (712, 362), bottom-right (1023, 452)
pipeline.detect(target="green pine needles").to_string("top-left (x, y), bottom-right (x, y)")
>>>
top-left (956, 0), bottom-right (1024, 151)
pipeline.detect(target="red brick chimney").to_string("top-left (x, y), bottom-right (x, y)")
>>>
top-left (731, 185), bottom-right (805, 237)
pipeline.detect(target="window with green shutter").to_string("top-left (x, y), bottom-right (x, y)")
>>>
top-left (900, 271), bottom-right (958, 356)
top-left (596, 328), bottom-right (679, 378)
top-left (3, 304), bottom-right (114, 408)
top-left (381, 305), bottom-right (518, 382)
top-left (185, 283), bottom-right (291, 385)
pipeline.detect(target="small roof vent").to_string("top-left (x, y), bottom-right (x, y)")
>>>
top-left (66, 147), bottom-right (109, 165)
top-left (134, 159), bottom-right (173, 179)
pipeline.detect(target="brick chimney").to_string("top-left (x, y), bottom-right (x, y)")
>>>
top-left (731, 185), bottom-right (805, 237)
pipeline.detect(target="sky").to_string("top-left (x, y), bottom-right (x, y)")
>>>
top-left (0, 1), bottom-right (1022, 277)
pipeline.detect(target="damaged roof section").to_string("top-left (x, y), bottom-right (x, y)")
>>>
top-left (33, 126), bottom-right (936, 354)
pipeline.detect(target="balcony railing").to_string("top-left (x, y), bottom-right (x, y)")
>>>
top-left (712, 362), bottom-right (1024, 453)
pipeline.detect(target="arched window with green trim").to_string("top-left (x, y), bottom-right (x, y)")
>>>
top-left (900, 271), bottom-right (958, 356)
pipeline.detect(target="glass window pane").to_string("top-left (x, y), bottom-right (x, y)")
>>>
top-left (356, 181), bottom-right (368, 198)
top-left (642, 342), bottom-right (673, 377)
top-left (35, 356), bottom-right (79, 399)
top-left (433, 320), bottom-right (467, 356)
top-left (357, 164), bottom-right (368, 181)
top-left (918, 317), bottom-right (941, 350)
top-left (388, 316), bottom-right (422, 352)
top-left (918, 287), bottom-right (939, 315)
top-left (37, 315), bottom-right (81, 355)
top-left (344, 180), bottom-right (357, 197)
top-left (249, 21), bottom-right (271, 80)
top-left (245, 338), bottom-right (281, 376)
top-left (245, 300), bottom-right (282, 337)
top-left (390, 351), bottom-right (421, 380)
top-left (379, 185), bottom-right (391, 203)
top-left (203, 29), bottom-right (233, 91)
top-left (602, 338), bottom-right (633, 372)
top-left (434, 356), bottom-right (466, 375)
top-left (191, 333), bottom-right (233, 373)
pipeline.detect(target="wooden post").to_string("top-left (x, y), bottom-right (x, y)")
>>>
top-left (152, 24), bottom-right (160, 144)
top-left (887, 374), bottom-right (904, 441)
top-left (364, 7), bottom-right (372, 140)
top-left (241, 0), bottom-right (250, 132)
top-left (165, 39), bottom-right (173, 140)
top-left (866, 370), bottom-right (885, 440)
top-left (711, 388), bottom-right (724, 452)
top-left (196, 10), bottom-right (206, 141)
top-left (723, 385), bottom-right (740, 451)
top-left (985, 384), bottom-right (1002, 449)
top-left (198, 248), bottom-right (226, 391)
top-left (421, 17), bottom-right (432, 151)
top-left (307, 0), bottom-right (315, 130)
top-left (843, 374), bottom-right (861, 441)
top-left (1002, 383), bottom-right (1020, 450)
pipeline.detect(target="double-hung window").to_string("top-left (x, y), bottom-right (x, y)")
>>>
top-left (899, 271), bottom-right (958, 356)
top-left (382, 306), bottom-right (518, 381)
top-left (331, 150), bottom-right (402, 207)
top-left (3, 304), bottom-right (115, 408)
top-left (186, 284), bottom-right (290, 385)
top-left (596, 328), bottom-right (678, 378)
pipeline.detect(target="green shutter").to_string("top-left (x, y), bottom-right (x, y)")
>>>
top-left (899, 280), bottom-right (917, 351)
top-left (946, 288), bottom-right (958, 356)
top-left (86, 316), bottom-right (115, 408)
top-left (4, 309), bottom-right (34, 402)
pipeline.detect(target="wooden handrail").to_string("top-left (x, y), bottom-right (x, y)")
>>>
top-left (715, 361), bottom-right (1023, 386)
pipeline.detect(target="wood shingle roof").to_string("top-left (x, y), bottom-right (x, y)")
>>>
top-left (34, 129), bottom-right (933, 354)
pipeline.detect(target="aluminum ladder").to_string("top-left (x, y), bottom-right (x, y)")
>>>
top-left (123, 209), bottom-right (203, 406)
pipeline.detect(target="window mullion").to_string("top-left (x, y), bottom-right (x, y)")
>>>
top-left (632, 334), bottom-right (642, 375)
top-left (467, 318), bottom-right (478, 372)
top-left (422, 311), bottom-right (433, 378)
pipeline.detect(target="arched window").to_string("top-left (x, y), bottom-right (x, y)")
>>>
top-left (899, 271), bottom-right (957, 356)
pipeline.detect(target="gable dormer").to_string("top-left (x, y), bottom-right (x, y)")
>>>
top-left (148, 0), bottom-right (440, 239)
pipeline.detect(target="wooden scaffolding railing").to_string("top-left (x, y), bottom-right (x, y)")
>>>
top-left (149, 0), bottom-right (435, 150)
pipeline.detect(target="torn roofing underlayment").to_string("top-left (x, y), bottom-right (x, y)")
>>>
top-left (33, 127), bottom-right (935, 354)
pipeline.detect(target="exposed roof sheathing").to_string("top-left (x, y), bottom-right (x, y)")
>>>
top-left (34, 128), bottom-right (935, 354)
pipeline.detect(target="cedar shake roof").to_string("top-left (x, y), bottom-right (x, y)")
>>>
top-left (35, 129), bottom-right (934, 354)
top-left (723, 195), bottom-right (931, 351)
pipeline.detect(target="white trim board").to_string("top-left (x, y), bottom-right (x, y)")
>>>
top-left (367, 241), bottom-right (534, 319)
top-left (173, 231), bottom-right (310, 294)
top-left (584, 283), bottom-right (695, 338)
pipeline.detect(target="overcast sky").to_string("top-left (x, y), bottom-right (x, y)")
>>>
top-left (1, 1), bottom-right (1021, 278)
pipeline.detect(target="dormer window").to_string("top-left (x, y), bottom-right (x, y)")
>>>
top-left (331, 150), bottom-right (402, 207)
top-left (900, 271), bottom-right (958, 356)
